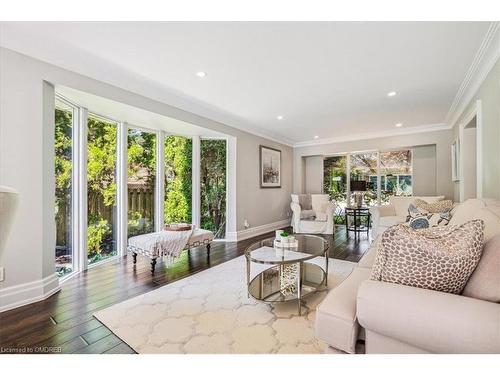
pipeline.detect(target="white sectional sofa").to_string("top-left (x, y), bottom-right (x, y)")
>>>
top-left (369, 195), bottom-right (445, 238)
top-left (315, 198), bottom-right (500, 354)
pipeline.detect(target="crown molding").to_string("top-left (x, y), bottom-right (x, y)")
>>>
top-left (293, 123), bottom-right (450, 148)
top-left (445, 22), bottom-right (500, 129)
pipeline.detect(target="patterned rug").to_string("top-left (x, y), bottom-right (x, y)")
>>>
top-left (94, 255), bottom-right (355, 354)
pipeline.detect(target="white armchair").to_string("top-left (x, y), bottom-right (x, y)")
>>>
top-left (290, 194), bottom-right (336, 234)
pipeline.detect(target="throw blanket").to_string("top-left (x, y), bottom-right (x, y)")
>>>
top-left (128, 228), bottom-right (194, 265)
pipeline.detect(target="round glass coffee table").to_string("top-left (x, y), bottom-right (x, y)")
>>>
top-left (245, 234), bottom-right (329, 315)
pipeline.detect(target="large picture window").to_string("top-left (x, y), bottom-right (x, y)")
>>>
top-left (54, 93), bottom-right (230, 278)
top-left (200, 139), bottom-right (227, 238)
top-left (164, 135), bottom-right (192, 225)
top-left (127, 128), bottom-right (157, 237)
top-left (54, 100), bottom-right (74, 277)
top-left (87, 114), bottom-right (118, 265)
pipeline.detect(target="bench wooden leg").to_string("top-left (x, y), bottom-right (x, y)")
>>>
top-left (132, 252), bottom-right (137, 264)
top-left (206, 243), bottom-right (211, 257)
top-left (151, 258), bottom-right (157, 274)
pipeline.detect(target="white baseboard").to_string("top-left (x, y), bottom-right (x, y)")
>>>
top-left (226, 219), bottom-right (291, 242)
top-left (0, 273), bottom-right (60, 312)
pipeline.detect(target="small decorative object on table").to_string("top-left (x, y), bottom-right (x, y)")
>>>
top-left (274, 231), bottom-right (299, 296)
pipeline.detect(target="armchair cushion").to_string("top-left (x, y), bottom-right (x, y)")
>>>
top-left (300, 209), bottom-right (316, 220)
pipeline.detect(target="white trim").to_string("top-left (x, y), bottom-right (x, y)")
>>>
top-left (0, 274), bottom-right (60, 313)
top-left (458, 100), bottom-right (483, 202)
top-left (227, 219), bottom-right (290, 242)
top-left (294, 123), bottom-right (450, 148)
top-left (156, 130), bottom-right (165, 231)
top-left (446, 22), bottom-right (500, 129)
top-left (78, 107), bottom-right (88, 271)
top-left (117, 121), bottom-right (128, 256)
top-left (192, 136), bottom-right (201, 228)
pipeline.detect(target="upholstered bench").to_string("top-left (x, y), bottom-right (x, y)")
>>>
top-left (128, 228), bottom-right (214, 273)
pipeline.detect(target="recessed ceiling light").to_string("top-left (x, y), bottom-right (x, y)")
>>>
top-left (196, 71), bottom-right (207, 78)
top-left (387, 91), bottom-right (397, 97)
top-left (314, 135), bottom-right (319, 139)
top-left (395, 123), bottom-right (403, 127)
top-left (277, 115), bottom-right (284, 120)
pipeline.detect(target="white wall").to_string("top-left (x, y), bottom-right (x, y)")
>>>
top-left (304, 156), bottom-right (324, 194)
top-left (452, 58), bottom-right (500, 201)
top-left (0, 47), bottom-right (292, 310)
top-left (412, 144), bottom-right (437, 196)
top-left (294, 129), bottom-right (454, 200)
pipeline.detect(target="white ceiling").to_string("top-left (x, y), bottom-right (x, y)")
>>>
top-left (57, 86), bottom-right (225, 138)
top-left (0, 22), bottom-right (492, 145)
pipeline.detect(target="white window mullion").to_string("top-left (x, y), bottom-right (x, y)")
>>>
top-left (192, 136), bottom-right (201, 228)
top-left (155, 131), bottom-right (165, 231)
top-left (117, 122), bottom-right (128, 256)
top-left (376, 151), bottom-right (381, 205)
top-left (346, 154), bottom-right (351, 205)
top-left (77, 107), bottom-right (88, 271)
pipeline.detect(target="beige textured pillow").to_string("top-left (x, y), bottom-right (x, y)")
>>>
top-left (414, 198), bottom-right (453, 213)
top-left (371, 220), bottom-right (484, 294)
top-left (462, 233), bottom-right (500, 302)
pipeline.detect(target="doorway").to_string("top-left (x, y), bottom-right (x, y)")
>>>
top-left (459, 100), bottom-right (482, 202)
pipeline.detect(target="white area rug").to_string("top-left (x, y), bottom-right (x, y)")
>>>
top-left (94, 255), bottom-right (355, 354)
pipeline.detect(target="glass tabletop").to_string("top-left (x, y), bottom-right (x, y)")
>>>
top-left (245, 234), bottom-right (328, 265)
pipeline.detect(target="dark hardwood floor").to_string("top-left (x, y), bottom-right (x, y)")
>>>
top-left (0, 226), bottom-right (370, 354)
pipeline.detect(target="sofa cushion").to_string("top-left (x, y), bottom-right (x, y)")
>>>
top-left (315, 267), bottom-right (371, 353)
top-left (449, 199), bottom-right (486, 226)
top-left (371, 220), bottom-right (484, 294)
top-left (388, 196), bottom-right (444, 218)
top-left (414, 199), bottom-right (453, 213)
top-left (462, 233), bottom-right (500, 303)
top-left (472, 207), bottom-right (500, 242)
top-left (378, 216), bottom-right (406, 229)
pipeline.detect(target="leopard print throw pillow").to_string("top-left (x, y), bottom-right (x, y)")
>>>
top-left (371, 220), bottom-right (484, 294)
top-left (414, 198), bottom-right (453, 213)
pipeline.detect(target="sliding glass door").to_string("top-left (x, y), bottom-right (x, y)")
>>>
top-left (127, 128), bottom-right (157, 237)
top-left (349, 152), bottom-right (378, 207)
top-left (380, 150), bottom-right (412, 203)
top-left (200, 139), bottom-right (227, 238)
top-left (323, 149), bottom-right (413, 210)
top-left (54, 100), bottom-right (75, 277)
top-left (87, 114), bottom-right (118, 265)
top-left (323, 155), bottom-right (347, 223)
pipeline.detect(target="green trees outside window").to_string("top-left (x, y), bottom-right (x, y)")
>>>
top-left (200, 139), bottom-right (227, 238)
top-left (164, 136), bottom-right (192, 224)
top-left (128, 129), bottom-right (156, 237)
top-left (54, 105), bottom-right (73, 277)
top-left (87, 115), bottom-right (118, 265)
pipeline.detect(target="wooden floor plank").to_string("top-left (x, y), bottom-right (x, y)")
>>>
top-left (0, 226), bottom-right (369, 354)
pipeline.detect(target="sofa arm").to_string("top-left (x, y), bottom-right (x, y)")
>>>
top-left (357, 280), bottom-right (500, 353)
top-left (290, 202), bottom-right (301, 229)
top-left (369, 204), bottom-right (397, 238)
